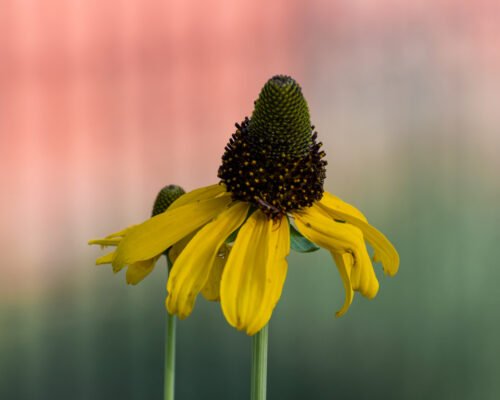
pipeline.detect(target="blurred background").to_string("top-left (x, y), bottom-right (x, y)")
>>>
top-left (1, 0), bottom-right (500, 399)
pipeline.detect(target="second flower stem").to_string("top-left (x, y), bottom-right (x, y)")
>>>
top-left (251, 324), bottom-right (269, 400)
top-left (164, 258), bottom-right (176, 400)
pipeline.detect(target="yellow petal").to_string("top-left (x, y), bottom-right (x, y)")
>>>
top-left (294, 204), bottom-right (378, 299)
top-left (331, 252), bottom-right (354, 317)
top-left (88, 238), bottom-right (122, 247)
top-left (88, 225), bottom-right (135, 247)
top-left (104, 226), bottom-right (135, 239)
top-left (294, 204), bottom-right (366, 255)
top-left (168, 232), bottom-right (196, 264)
top-left (349, 250), bottom-right (379, 300)
top-left (126, 255), bottom-right (161, 285)
top-left (246, 217), bottom-right (290, 335)
top-left (168, 184), bottom-right (226, 211)
top-left (201, 244), bottom-right (230, 301)
top-left (166, 202), bottom-right (249, 319)
top-left (113, 194), bottom-right (232, 270)
top-left (319, 193), bottom-right (399, 276)
top-left (95, 251), bottom-right (115, 266)
top-left (96, 250), bottom-right (124, 273)
top-left (320, 192), bottom-right (368, 222)
top-left (220, 211), bottom-right (290, 336)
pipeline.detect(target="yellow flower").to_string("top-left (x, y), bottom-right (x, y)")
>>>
top-left (90, 75), bottom-right (399, 335)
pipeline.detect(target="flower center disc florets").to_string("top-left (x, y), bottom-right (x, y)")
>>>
top-left (218, 75), bottom-right (327, 220)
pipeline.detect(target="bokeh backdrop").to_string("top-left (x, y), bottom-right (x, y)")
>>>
top-left (1, 1), bottom-right (500, 399)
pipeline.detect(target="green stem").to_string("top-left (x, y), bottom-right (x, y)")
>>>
top-left (251, 324), bottom-right (269, 400)
top-left (164, 258), bottom-right (176, 400)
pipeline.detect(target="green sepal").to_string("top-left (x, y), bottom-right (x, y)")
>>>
top-left (165, 253), bottom-right (173, 272)
top-left (225, 228), bottom-right (240, 244)
top-left (289, 222), bottom-right (320, 253)
top-left (225, 206), bottom-right (256, 244)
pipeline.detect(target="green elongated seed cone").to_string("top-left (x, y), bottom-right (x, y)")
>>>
top-left (152, 185), bottom-right (186, 217)
top-left (248, 75), bottom-right (312, 157)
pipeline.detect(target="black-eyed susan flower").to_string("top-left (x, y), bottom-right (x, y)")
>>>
top-left (90, 75), bottom-right (399, 336)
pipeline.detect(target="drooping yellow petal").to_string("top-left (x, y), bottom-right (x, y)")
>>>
top-left (126, 255), bottom-right (161, 285)
top-left (246, 217), bottom-right (290, 335)
top-left (166, 202), bottom-right (249, 319)
top-left (349, 250), bottom-right (379, 300)
top-left (319, 192), bottom-right (399, 276)
top-left (294, 204), bottom-right (379, 300)
top-left (201, 244), bottom-right (230, 301)
top-left (104, 226), bottom-right (135, 239)
top-left (168, 184), bottom-right (226, 211)
top-left (95, 251), bottom-right (115, 266)
top-left (88, 238), bottom-right (122, 247)
top-left (168, 232), bottom-right (196, 264)
top-left (331, 252), bottom-right (354, 317)
top-left (294, 204), bottom-right (366, 256)
top-left (113, 194), bottom-right (231, 270)
top-left (88, 225), bottom-right (135, 248)
top-left (320, 192), bottom-right (368, 222)
top-left (220, 211), bottom-right (290, 336)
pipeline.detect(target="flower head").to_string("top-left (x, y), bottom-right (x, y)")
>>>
top-left (90, 75), bottom-right (399, 335)
top-left (218, 76), bottom-right (326, 220)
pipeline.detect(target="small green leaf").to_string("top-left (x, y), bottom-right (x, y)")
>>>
top-left (289, 223), bottom-right (320, 253)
